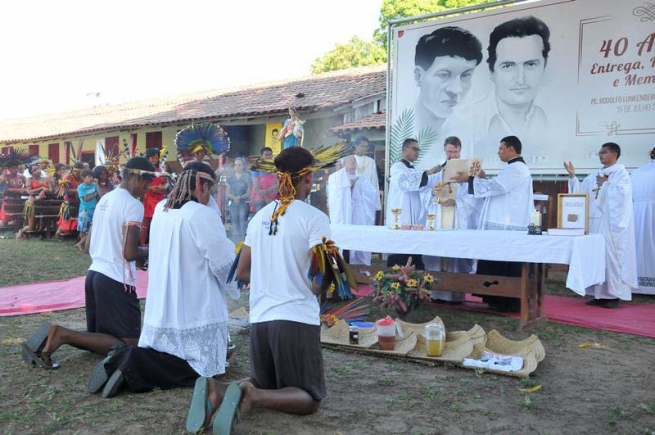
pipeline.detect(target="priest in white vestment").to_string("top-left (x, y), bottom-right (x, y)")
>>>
top-left (453, 135), bottom-right (533, 312)
top-left (565, 142), bottom-right (638, 307)
top-left (631, 147), bottom-right (655, 294)
top-left (386, 138), bottom-right (442, 269)
top-left (327, 155), bottom-right (377, 265)
top-left (423, 137), bottom-right (482, 302)
top-left (337, 136), bottom-right (381, 212)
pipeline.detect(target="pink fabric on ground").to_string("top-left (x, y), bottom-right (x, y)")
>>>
top-left (354, 285), bottom-right (655, 339)
top-left (0, 271), bottom-right (149, 316)
top-left (2, 278), bottom-right (653, 339)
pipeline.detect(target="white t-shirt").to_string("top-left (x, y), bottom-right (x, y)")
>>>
top-left (245, 199), bottom-right (331, 326)
top-left (88, 187), bottom-right (144, 286)
top-left (139, 200), bottom-right (239, 377)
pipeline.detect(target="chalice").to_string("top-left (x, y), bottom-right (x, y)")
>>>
top-left (426, 213), bottom-right (436, 231)
top-left (391, 208), bottom-right (402, 229)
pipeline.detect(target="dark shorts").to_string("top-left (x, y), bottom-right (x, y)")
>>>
top-left (250, 320), bottom-right (326, 401)
top-left (85, 270), bottom-right (141, 339)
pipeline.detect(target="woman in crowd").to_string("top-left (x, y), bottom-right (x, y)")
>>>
top-left (140, 148), bottom-right (168, 245)
top-left (94, 165), bottom-right (114, 195)
top-left (16, 164), bottom-right (53, 239)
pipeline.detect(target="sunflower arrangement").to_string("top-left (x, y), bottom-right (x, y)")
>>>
top-left (371, 258), bottom-right (440, 315)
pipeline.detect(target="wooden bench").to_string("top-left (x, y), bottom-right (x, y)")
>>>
top-left (353, 264), bottom-right (546, 331)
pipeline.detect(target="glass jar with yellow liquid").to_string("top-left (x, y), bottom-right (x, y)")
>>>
top-left (424, 323), bottom-right (445, 357)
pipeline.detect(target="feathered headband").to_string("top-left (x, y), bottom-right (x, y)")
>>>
top-left (175, 123), bottom-right (230, 157)
top-left (98, 142), bottom-right (124, 168)
top-left (251, 142), bottom-right (354, 235)
top-left (0, 149), bottom-right (30, 168)
top-left (69, 139), bottom-right (85, 164)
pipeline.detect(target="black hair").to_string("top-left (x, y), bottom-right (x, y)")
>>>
top-left (164, 162), bottom-right (216, 209)
top-left (650, 147), bottom-right (655, 160)
top-left (501, 136), bottom-right (522, 155)
top-left (145, 148), bottom-right (160, 159)
top-left (93, 165), bottom-right (108, 179)
top-left (55, 163), bottom-right (68, 171)
top-left (415, 26), bottom-right (483, 70)
top-left (355, 136), bottom-right (370, 146)
top-left (402, 138), bottom-right (419, 149)
top-left (602, 142), bottom-right (621, 159)
top-left (274, 147), bottom-right (314, 187)
top-left (444, 136), bottom-right (462, 148)
top-left (123, 157), bottom-right (156, 183)
top-left (260, 147), bottom-right (273, 155)
top-left (487, 15), bottom-right (551, 72)
top-left (80, 168), bottom-right (94, 178)
top-left (73, 162), bottom-right (85, 170)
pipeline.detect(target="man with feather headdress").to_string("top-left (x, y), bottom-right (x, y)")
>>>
top-left (21, 157), bottom-right (156, 370)
top-left (184, 144), bottom-right (355, 434)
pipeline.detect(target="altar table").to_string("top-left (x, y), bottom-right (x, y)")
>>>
top-left (330, 225), bottom-right (606, 330)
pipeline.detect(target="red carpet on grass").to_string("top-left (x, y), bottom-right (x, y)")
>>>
top-left (354, 285), bottom-right (655, 339)
top-left (0, 271), bottom-right (148, 317)
top-left (2, 277), bottom-right (653, 339)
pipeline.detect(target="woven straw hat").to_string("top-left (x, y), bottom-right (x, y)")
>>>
top-left (320, 320), bottom-right (378, 348)
top-left (485, 330), bottom-right (545, 362)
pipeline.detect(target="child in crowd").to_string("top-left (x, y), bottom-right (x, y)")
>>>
top-left (75, 168), bottom-right (102, 252)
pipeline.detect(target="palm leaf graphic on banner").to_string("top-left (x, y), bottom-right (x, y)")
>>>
top-left (415, 125), bottom-right (438, 168)
top-left (389, 108), bottom-right (416, 165)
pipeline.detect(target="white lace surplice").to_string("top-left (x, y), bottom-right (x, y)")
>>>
top-left (138, 201), bottom-right (239, 377)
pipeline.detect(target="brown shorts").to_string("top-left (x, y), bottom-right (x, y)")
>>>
top-left (250, 320), bottom-right (326, 401)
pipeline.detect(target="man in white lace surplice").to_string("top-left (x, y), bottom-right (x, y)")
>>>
top-left (86, 163), bottom-right (240, 398)
top-left (138, 171), bottom-right (239, 377)
top-left (565, 143), bottom-right (638, 307)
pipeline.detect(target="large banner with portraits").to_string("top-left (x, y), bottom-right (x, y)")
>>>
top-left (391, 0), bottom-right (655, 174)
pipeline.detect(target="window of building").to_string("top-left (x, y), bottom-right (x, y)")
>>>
top-left (48, 143), bottom-right (59, 163)
top-left (28, 145), bottom-right (39, 157)
top-left (146, 131), bottom-right (162, 150)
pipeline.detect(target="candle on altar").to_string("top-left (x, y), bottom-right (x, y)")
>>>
top-left (531, 209), bottom-right (542, 227)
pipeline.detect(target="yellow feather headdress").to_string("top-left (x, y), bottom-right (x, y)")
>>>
top-left (251, 142), bottom-right (353, 236)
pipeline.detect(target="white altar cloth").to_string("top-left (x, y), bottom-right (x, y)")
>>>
top-left (330, 225), bottom-right (605, 296)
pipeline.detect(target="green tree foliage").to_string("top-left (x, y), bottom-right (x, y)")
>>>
top-left (375, 0), bottom-right (498, 47)
top-left (312, 0), bottom-right (497, 74)
top-left (311, 36), bottom-right (386, 74)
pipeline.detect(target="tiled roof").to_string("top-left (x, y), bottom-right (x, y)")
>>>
top-left (0, 64), bottom-right (386, 143)
top-left (330, 111), bottom-right (386, 134)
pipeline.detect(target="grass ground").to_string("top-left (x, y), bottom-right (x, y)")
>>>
top-left (1, 238), bottom-right (654, 434)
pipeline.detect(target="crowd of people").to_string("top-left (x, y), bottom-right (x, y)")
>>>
top-left (17, 124), bottom-right (349, 435)
top-left (5, 117), bottom-right (652, 435)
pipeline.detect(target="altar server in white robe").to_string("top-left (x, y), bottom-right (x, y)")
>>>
top-left (386, 138), bottom-right (442, 268)
top-left (453, 135), bottom-right (533, 312)
top-left (328, 155), bottom-right (377, 265)
top-left (423, 136), bottom-right (482, 302)
top-left (564, 142), bottom-right (638, 307)
top-left (631, 147), bottom-right (655, 295)
top-left (87, 163), bottom-right (240, 397)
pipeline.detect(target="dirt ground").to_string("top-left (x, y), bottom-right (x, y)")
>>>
top-left (1, 288), bottom-right (655, 435)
